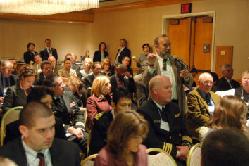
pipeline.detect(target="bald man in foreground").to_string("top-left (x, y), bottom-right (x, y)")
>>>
top-left (137, 75), bottom-right (192, 165)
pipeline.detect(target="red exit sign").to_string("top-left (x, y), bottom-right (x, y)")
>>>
top-left (181, 3), bottom-right (192, 14)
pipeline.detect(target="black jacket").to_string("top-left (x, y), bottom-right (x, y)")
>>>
top-left (40, 48), bottom-right (58, 60)
top-left (93, 51), bottom-right (109, 62)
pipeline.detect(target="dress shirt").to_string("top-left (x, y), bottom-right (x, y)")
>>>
top-left (22, 139), bottom-right (53, 166)
top-left (157, 54), bottom-right (177, 100)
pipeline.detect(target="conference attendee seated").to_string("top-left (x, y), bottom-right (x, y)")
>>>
top-left (89, 88), bottom-right (132, 155)
top-left (93, 42), bottom-right (109, 63)
top-left (83, 62), bottom-right (101, 90)
top-left (137, 75), bottom-right (192, 165)
top-left (79, 57), bottom-right (93, 79)
top-left (48, 55), bottom-right (59, 75)
top-left (215, 64), bottom-right (240, 91)
top-left (137, 43), bottom-right (151, 74)
top-left (198, 96), bottom-right (248, 141)
top-left (31, 55), bottom-right (42, 75)
top-left (39, 38), bottom-right (58, 60)
top-left (4, 86), bottom-right (66, 144)
top-left (0, 102), bottom-right (80, 166)
top-left (110, 64), bottom-right (136, 103)
top-left (186, 72), bottom-right (220, 138)
top-left (95, 111), bottom-right (148, 166)
top-left (57, 58), bottom-right (77, 78)
top-left (23, 42), bottom-right (38, 64)
top-left (36, 60), bottom-right (54, 86)
top-left (235, 70), bottom-right (249, 106)
top-left (86, 75), bottom-right (112, 130)
top-left (0, 60), bottom-right (16, 100)
top-left (2, 67), bottom-right (36, 112)
top-left (201, 129), bottom-right (249, 166)
top-left (100, 58), bottom-right (114, 77)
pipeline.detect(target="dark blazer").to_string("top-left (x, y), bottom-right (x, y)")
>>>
top-left (0, 73), bottom-right (16, 97)
top-left (40, 48), bottom-right (58, 60)
top-left (4, 118), bottom-right (66, 144)
top-left (2, 84), bottom-right (28, 111)
top-left (116, 47), bottom-right (131, 64)
top-left (23, 51), bottom-right (38, 64)
top-left (137, 99), bottom-right (192, 157)
top-left (93, 51), bottom-right (109, 62)
top-left (0, 138), bottom-right (81, 166)
top-left (215, 77), bottom-right (240, 91)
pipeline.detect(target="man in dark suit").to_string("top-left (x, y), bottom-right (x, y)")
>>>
top-left (137, 75), bottom-right (191, 165)
top-left (0, 102), bottom-right (80, 166)
top-left (215, 64), bottom-right (240, 91)
top-left (39, 38), bottom-right (58, 61)
top-left (115, 38), bottom-right (131, 65)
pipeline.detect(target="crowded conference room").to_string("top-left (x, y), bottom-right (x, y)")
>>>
top-left (0, 0), bottom-right (249, 166)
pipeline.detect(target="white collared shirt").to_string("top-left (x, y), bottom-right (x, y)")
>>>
top-left (156, 54), bottom-right (177, 100)
top-left (154, 101), bottom-right (170, 132)
top-left (22, 139), bottom-right (53, 166)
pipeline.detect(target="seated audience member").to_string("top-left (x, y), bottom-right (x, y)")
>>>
top-left (83, 62), bottom-right (101, 90)
top-left (93, 42), bottom-right (109, 62)
top-left (0, 157), bottom-right (18, 166)
top-left (215, 64), bottom-right (240, 91)
top-left (86, 75), bottom-right (112, 130)
top-left (115, 38), bottom-right (131, 65)
top-left (65, 53), bottom-right (81, 77)
top-left (80, 57), bottom-right (93, 79)
top-left (31, 54), bottom-right (42, 75)
top-left (110, 64), bottom-right (136, 102)
top-left (198, 96), bottom-right (248, 141)
top-left (186, 72), bottom-right (220, 137)
top-left (95, 111), bottom-right (148, 166)
top-left (0, 60), bottom-right (16, 97)
top-left (36, 60), bottom-right (54, 85)
top-left (137, 43), bottom-right (151, 74)
top-left (121, 55), bottom-right (133, 76)
top-left (235, 70), bottom-right (249, 106)
top-left (2, 67), bottom-right (36, 111)
top-left (48, 55), bottom-right (59, 75)
top-left (0, 102), bottom-right (80, 166)
top-left (58, 58), bottom-right (77, 78)
top-left (12, 61), bottom-right (26, 78)
top-left (89, 88), bottom-right (132, 155)
top-left (23, 42), bottom-right (38, 64)
top-left (39, 38), bottom-right (58, 60)
top-left (100, 58), bottom-right (114, 77)
top-left (4, 86), bottom-right (66, 144)
top-left (137, 75), bottom-right (192, 164)
top-left (201, 129), bottom-right (249, 166)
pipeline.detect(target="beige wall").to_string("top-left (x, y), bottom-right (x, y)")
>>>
top-left (0, 20), bottom-right (93, 61)
top-left (0, 0), bottom-right (248, 78)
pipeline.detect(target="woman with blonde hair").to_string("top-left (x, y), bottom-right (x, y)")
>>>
top-left (199, 96), bottom-right (248, 140)
top-left (86, 75), bottom-right (112, 129)
top-left (95, 111), bottom-right (149, 166)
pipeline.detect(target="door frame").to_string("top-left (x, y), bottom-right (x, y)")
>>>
top-left (162, 11), bottom-right (216, 71)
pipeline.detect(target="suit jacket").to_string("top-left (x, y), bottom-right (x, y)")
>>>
top-left (2, 83), bottom-right (28, 111)
top-left (215, 77), bottom-right (240, 91)
top-left (116, 47), bottom-right (131, 64)
top-left (23, 51), bottom-right (38, 64)
top-left (186, 88), bottom-right (220, 136)
top-left (93, 51), bottom-right (108, 62)
top-left (137, 99), bottom-right (192, 157)
top-left (0, 73), bottom-right (16, 96)
top-left (0, 138), bottom-right (80, 166)
top-left (40, 48), bottom-right (58, 61)
top-left (89, 111), bottom-right (113, 155)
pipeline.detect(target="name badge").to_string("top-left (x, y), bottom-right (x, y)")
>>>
top-left (160, 121), bottom-right (170, 131)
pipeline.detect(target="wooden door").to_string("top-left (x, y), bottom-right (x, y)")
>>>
top-left (193, 16), bottom-right (213, 71)
top-left (168, 17), bottom-right (191, 66)
top-left (215, 46), bottom-right (233, 77)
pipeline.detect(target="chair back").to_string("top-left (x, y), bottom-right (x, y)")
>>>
top-left (81, 154), bottom-right (98, 166)
top-left (0, 106), bottom-right (23, 146)
top-left (187, 143), bottom-right (201, 166)
top-left (147, 148), bottom-right (177, 166)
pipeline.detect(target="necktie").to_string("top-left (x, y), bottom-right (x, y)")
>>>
top-left (37, 152), bottom-right (45, 166)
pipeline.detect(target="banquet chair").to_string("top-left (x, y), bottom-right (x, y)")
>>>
top-left (0, 106), bottom-right (23, 146)
top-left (187, 143), bottom-right (201, 166)
top-left (81, 153), bottom-right (98, 166)
top-left (146, 148), bottom-right (177, 166)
